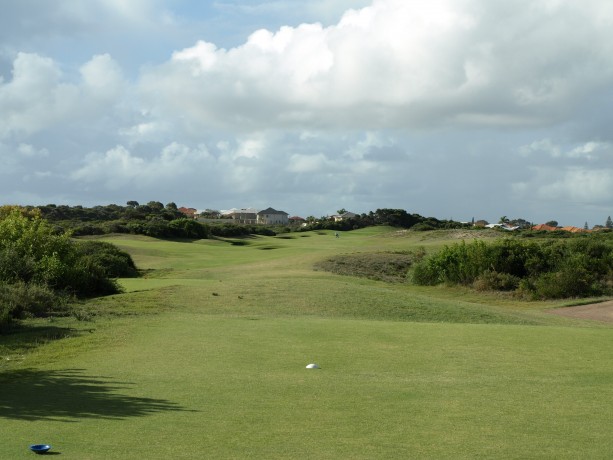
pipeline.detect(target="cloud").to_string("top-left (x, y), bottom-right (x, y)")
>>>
top-left (287, 152), bottom-right (330, 173)
top-left (18, 143), bottom-right (49, 157)
top-left (519, 139), bottom-right (611, 161)
top-left (71, 143), bottom-right (213, 190)
top-left (0, 53), bottom-right (126, 140)
top-left (536, 168), bottom-right (613, 204)
top-left (139, 0), bottom-right (613, 132)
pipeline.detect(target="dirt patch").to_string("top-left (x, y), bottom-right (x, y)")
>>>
top-left (548, 300), bottom-right (613, 323)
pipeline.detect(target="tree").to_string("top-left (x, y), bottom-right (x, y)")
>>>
top-left (606, 216), bottom-right (613, 229)
top-left (584, 222), bottom-right (589, 230)
top-left (336, 208), bottom-right (347, 215)
top-left (126, 201), bottom-right (139, 207)
top-left (499, 216), bottom-right (509, 224)
top-left (165, 202), bottom-right (178, 211)
top-left (510, 218), bottom-right (531, 229)
top-left (545, 220), bottom-right (558, 227)
top-left (147, 201), bottom-right (164, 211)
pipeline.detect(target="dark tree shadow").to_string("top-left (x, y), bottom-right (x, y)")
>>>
top-left (0, 368), bottom-right (193, 422)
top-left (0, 325), bottom-right (78, 352)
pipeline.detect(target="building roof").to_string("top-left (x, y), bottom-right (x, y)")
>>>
top-left (561, 226), bottom-right (588, 233)
top-left (221, 208), bottom-right (258, 215)
top-left (257, 207), bottom-right (288, 215)
top-left (532, 224), bottom-right (558, 231)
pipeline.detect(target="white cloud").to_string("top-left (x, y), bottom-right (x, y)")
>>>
top-left (71, 143), bottom-right (213, 190)
top-left (18, 143), bottom-right (49, 157)
top-left (568, 142), bottom-right (610, 160)
top-left (536, 168), bottom-right (613, 203)
top-left (519, 139), bottom-right (611, 160)
top-left (519, 139), bottom-right (562, 158)
top-left (0, 52), bottom-right (126, 139)
top-left (287, 152), bottom-right (329, 173)
top-left (139, 0), bottom-right (613, 131)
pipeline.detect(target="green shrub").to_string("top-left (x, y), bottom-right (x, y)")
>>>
top-left (411, 237), bottom-right (613, 299)
top-left (410, 240), bottom-right (492, 286)
top-left (0, 246), bottom-right (37, 283)
top-left (473, 271), bottom-right (521, 292)
top-left (75, 241), bottom-right (138, 278)
top-left (0, 281), bottom-right (67, 329)
top-left (0, 210), bottom-right (131, 320)
top-left (168, 218), bottom-right (209, 239)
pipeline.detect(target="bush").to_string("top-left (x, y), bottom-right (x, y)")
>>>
top-left (0, 246), bottom-right (37, 283)
top-left (0, 210), bottom-right (132, 322)
top-left (75, 241), bottom-right (138, 278)
top-left (167, 218), bottom-right (209, 239)
top-left (411, 237), bottom-right (613, 299)
top-left (0, 281), bottom-right (67, 330)
top-left (473, 271), bottom-right (520, 292)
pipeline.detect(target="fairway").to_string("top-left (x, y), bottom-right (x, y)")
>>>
top-left (2, 229), bottom-right (613, 459)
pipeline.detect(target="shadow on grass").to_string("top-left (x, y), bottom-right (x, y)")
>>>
top-left (0, 368), bottom-right (192, 422)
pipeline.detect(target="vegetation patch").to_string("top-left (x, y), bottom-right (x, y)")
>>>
top-left (0, 208), bottom-right (138, 330)
top-left (314, 251), bottom-right (418, 283)
top-left (411, 237), bottom-right (613, 299)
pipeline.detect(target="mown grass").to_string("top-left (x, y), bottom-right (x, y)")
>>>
top-left (2, 227), bottom-right (612, 459)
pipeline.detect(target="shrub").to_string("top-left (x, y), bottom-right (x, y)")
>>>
top-left (410, 240), bottom-right (492, 286)
top-left (411, 237), bottom-right (613, 299)
top-left (168, 218), bottom-right (208, 239)
top-left (75, 241), bottom-right (138, 278)
top-left (0, 281), bottom-right (67, 329)
top-left (0, 210), bottom-right (131, 321)
top-left (473, 271), bottom-right (521, 292)
top-left (0, 246), bottom-right (37, 283)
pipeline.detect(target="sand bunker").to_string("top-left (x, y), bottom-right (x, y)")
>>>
top-left (548, 300), bottom-right (613, 323)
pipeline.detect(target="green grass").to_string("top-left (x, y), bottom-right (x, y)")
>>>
top-left (2, 228), bottom-right (612, 458)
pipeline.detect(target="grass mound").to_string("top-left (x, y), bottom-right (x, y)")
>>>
top-left (314, 251), bottom-right (415, 283)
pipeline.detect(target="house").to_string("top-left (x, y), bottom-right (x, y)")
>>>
top-left (561, 226), bottom-right (589, 233)
top-left (485, 223), bottom-right (519, 231)
top-left (531, 224), bottom-right (589, 233)
top-left (288, 216), bottom-right (306, 225)
top-left (257, 207), bottom-right (289, 225)
top-left (331, 211), bottom-right (358, 222)
top-left (178, 207), bottom-right (197, 218)
top-left (532, 224), bottom-right (559, 232)
top-left (222, 208), bottom-right (258, 224)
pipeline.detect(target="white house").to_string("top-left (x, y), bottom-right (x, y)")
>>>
top-left (222, 208), bottom-right (259, 224)
top-left (257, 207), bottom-right (289, 225)
top-left (331, 211), bottom-right (358, 222)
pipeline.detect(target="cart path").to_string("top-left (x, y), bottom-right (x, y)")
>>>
top-left (548, 300), bottom-right (613, 323)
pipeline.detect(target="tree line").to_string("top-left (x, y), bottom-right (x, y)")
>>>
top-left (29, 202), bottom-right (472, 238)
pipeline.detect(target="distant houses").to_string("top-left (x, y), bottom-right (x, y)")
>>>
top-left (288, 216), bottom-right (306, 225)
top-left (215, 207), bottom-right (289, 225)
top-left (178, 207), bottom-right (198, 218)
top-left (532, 223), bottom-right (590, 233)
top-left (222, 208), bottom-right (259, 224)
top-left (330, 211), bottom-right (358, 222)
top-left (257, 207), bottom-right (289, 225)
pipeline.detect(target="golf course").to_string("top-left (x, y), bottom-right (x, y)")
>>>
top-left (2, 227), bottom-right (613, 459)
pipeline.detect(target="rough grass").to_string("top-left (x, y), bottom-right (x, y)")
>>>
top-left (314, 251), bottom-right (416, 283)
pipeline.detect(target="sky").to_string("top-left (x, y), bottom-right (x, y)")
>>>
top-left (1, 0), bottom-right (612, 226)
